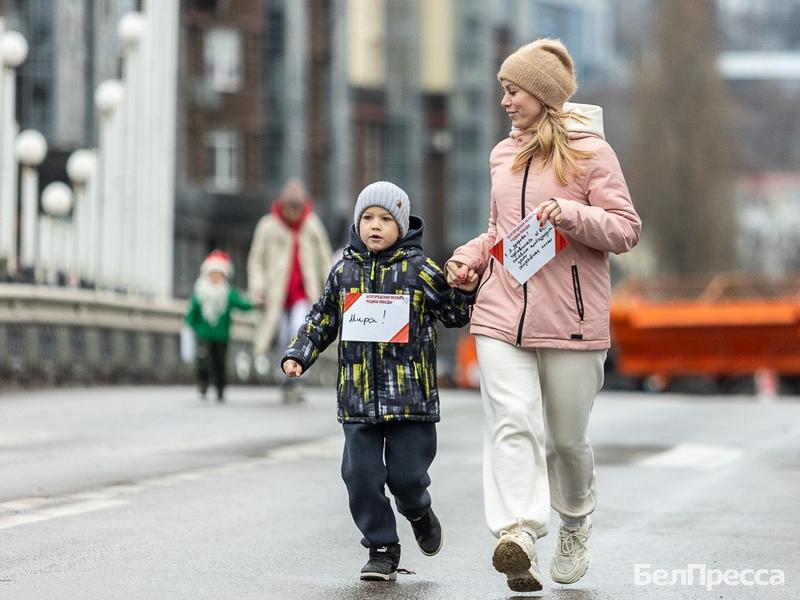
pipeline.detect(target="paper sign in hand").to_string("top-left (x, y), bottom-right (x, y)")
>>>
top-left (490, 213), bottom-right (568, 285)
top-left (341, 293), bottom-right (410, 343)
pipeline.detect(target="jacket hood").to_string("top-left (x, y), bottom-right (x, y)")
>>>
top-left (509, 102), bottom-right (605, 144)
top-left (347, 215), bottom-right (424, 258)
top-left (564, 102), bottom-right (605, 141)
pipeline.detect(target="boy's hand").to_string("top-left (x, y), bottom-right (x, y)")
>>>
top-left (283, 359), bottom-right (303, 377)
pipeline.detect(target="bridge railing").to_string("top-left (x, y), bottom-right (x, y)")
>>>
top-left (0, 284), bottom-right (335, 387)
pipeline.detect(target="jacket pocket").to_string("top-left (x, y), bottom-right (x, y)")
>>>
top-left (412, 362), bottom-right (429, 402)
top-left (570, 263), bottom-right (585, 340)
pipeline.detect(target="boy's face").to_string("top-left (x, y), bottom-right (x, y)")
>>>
top-left (359, 206), bottom-right (400, 253)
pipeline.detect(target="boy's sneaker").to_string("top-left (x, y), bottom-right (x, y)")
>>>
top-left (410, 508), bottom-right (443, 556)
top-left (360, 544), bottom-right (401, 581)
top-left (550, 517), bottom-right (591, 584)
top-left (492, 525), bottom-right (543, 592)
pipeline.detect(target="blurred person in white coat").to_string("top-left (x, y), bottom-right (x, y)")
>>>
top-left (247, 178), bottom-right (332, 402)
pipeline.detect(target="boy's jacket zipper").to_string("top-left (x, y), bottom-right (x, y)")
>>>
top-left (370, 256), bottom-right (380, 418)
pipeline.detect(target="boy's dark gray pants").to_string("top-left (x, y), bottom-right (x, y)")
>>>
top-left (341, 421), bottom-right (437, 548)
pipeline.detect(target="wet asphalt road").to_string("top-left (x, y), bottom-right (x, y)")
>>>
top-left (1, 385), bottom-right (798, 599)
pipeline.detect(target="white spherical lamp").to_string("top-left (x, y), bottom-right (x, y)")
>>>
top-left (94, 79), bottom-right (124, 115)
top-left (14, 130), bottom-right (48, 167)
top-left (1, 31), bottom-right (29, 68)
top-left (42, 182), bottom-right (74, 218)
top-left (66, 149), bottom-right (97, 185)
top-left (118, 12), bottom-right (146, 48)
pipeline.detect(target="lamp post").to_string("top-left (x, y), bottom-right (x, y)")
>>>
top-left (13, 129), bottom-right (47, 280)
top-left (94, 79), bottom-right (124, 291)
top-left (40, 182), bottom-right (73, 286)
top-left (67, 149), bottom-right (97, 286)
top-left (0, 29), bottom-right (28, 274)
top-left (118, 11), bottom-right (145, 295)
top-left (118, 12), bottom-right (145, 53)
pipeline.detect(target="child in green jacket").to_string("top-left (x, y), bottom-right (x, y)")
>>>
top-left (186, 250), bottom-right (252, 401)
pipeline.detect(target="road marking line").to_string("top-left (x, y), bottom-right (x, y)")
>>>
top-left (0, 497), bottom-right (52, 513)
top-left (267, 436), bottom-right (341, 461)
top-left (0, 434), bottom-right (342, 530)
top-left (0, 498), bottom-right (127, 531)
top-left (638, 443), bottom-right (743, 470)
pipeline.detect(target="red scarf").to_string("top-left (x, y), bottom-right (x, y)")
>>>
top-left (272, 200), bottom-right (313, 308)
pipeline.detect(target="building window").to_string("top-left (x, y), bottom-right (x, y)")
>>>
top-left (205, 129), bottom-right (241, 193)
top-left (204, 28), bottom-right (243, 93)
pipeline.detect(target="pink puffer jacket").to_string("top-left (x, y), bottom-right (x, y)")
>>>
top-left (449, 105), bottom-right (641, 350)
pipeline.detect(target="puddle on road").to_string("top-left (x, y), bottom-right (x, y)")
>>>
top-left (306, 580), bottom-right (604, 600)
top-left (310, 580), bottom-right (440, 600)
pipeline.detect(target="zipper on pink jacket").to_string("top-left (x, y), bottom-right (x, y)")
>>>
top-left (515, 157), bottom-right (533, 347)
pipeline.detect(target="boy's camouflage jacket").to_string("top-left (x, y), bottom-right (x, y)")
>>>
top-left (282, 216), bottom-right (474, 424)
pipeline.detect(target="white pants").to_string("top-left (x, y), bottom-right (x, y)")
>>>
top-left (476, 335), bottom-right (606, 539)
top-left (276, 300), bottom-right (311, 378)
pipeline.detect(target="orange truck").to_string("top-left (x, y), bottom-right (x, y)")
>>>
top-left (455, 273), bottom-right (800, 393)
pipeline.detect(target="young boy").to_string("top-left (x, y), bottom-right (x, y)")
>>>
top-left (282, 181), bottom-right (478, 581)
top-left (186, 250), bottom-right (253, 402)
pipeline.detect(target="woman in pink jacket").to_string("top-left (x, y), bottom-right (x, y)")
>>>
top-left (446, 39), bottom-right (641, 592)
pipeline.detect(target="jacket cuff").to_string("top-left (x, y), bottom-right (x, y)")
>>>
top-left (453, 288), bottom-right (477, 305)
top-left (553, 197), bottom-right (577, 231)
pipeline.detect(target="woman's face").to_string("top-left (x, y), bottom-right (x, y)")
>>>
top-left (281, 199), bottom-right (304, 224)
top-left (500, 80), bottom-right (544, 130)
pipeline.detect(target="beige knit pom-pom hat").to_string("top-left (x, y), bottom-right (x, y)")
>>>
top-left (497, 38), bottom-right (576, 109)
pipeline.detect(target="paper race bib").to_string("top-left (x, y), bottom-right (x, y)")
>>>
top-left (341, 293), bottom-right (410, 343)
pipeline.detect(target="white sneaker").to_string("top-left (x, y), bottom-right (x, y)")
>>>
top-left (492, 525), bottom-right (543, 592)
top-left (550, 517), bottom-right (591, 584)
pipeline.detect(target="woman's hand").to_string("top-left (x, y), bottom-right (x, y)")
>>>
top-left (283, 359), bottom-right (303, 377)
top-left (536, 199), bottom-right (563, 227)
top-left (457, 275), bottom-right (479, 293)
top-left (445, 261), bottom-right (478, 291)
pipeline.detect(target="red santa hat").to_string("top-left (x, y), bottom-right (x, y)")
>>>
top-left (201, 250), bottom-right (233, 278)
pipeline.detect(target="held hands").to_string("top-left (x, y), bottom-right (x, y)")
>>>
top-left (445, 261), bottom-right (479, 293)
top-left (283, 359), bottom-right (303, 377)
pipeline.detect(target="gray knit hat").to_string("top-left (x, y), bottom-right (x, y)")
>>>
top-left (497, 38), bottom-right (576, 109)
top-left (353, 181), bottom-right (411, 237)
